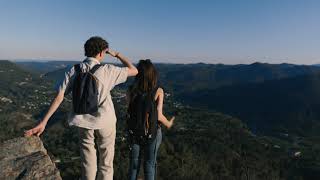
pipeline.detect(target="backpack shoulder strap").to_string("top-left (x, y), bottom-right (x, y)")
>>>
top-left (74, 64), bottom-right (81, 73)
top-left (90, 64), bottom-right (102, 74)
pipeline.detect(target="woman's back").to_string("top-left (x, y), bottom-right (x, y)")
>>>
top-left (127, 59), bottom-right (174, 180)
top-left (127, 86), bottom-right (159, 145)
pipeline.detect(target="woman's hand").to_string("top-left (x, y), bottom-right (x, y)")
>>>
top-left (24, 121), bottom-right (47, 137)
top-left (167, 116), bottom-right (175, 129)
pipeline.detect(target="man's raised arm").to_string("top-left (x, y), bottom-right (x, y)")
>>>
top-left (107, 49), bottom-right (138, 76)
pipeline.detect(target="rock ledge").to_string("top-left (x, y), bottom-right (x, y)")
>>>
top-left (0, 136), bottom-right (61, 179)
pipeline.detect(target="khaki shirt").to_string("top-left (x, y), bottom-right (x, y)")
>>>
top-left (57, 57), bottom-right (128, 130)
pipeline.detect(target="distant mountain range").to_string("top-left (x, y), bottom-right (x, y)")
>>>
top-left (178, 72), bottom-right (320, 135)
top-left (41, 61), bottom-right (320, 91)
top-left (155, 62), bottom-right (320, 92)
top-left (16, 61), bottom-right (79, 73)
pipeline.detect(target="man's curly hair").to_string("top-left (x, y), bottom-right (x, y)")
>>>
top-left (84, 36), bottom-right (109, 57)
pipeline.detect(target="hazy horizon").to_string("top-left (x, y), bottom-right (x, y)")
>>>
top-left (5, 58), bottom-right (319, 66)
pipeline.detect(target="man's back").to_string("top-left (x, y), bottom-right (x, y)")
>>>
top-left (57, 57), bottom-right (128, 130)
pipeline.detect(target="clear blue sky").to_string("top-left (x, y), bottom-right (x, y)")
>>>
top-left (0, 0), bottom-right (319, 64)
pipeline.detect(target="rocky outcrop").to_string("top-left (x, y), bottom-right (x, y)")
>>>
top-left (0, 136), bottom-right (61, 179)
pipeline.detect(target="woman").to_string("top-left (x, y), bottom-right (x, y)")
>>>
top-left (126, 59), bottom-right (175, 180)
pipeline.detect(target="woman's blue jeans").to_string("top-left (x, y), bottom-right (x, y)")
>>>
top-left (128, 128), bottom-right (162, 180)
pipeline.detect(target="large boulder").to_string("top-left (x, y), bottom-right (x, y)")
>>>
top-left (0, 136), bottom-right (61, 179)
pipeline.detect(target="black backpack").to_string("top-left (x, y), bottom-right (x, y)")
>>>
top-left (127, 87), bottom-right (159, 145)
top-left (72, 64), bottom-right (102, 115)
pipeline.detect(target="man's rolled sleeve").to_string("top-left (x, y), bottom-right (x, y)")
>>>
top-left (105, 65), bottom-right (128, 89)
top-left (55, 66), bottom-right (75, 95)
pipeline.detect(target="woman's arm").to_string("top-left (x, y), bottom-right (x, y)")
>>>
top-left (156, 88), bottom-right (175, 129)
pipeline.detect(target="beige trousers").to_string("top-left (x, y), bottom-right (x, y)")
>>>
top-left (78, 127), bottom-right (116, 180)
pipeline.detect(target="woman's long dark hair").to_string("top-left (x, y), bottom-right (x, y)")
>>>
top-left (128, 59), bottom-right (158, 103)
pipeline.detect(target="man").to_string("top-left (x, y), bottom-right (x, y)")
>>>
top-left (24, 36), bottom-right (138, 180)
